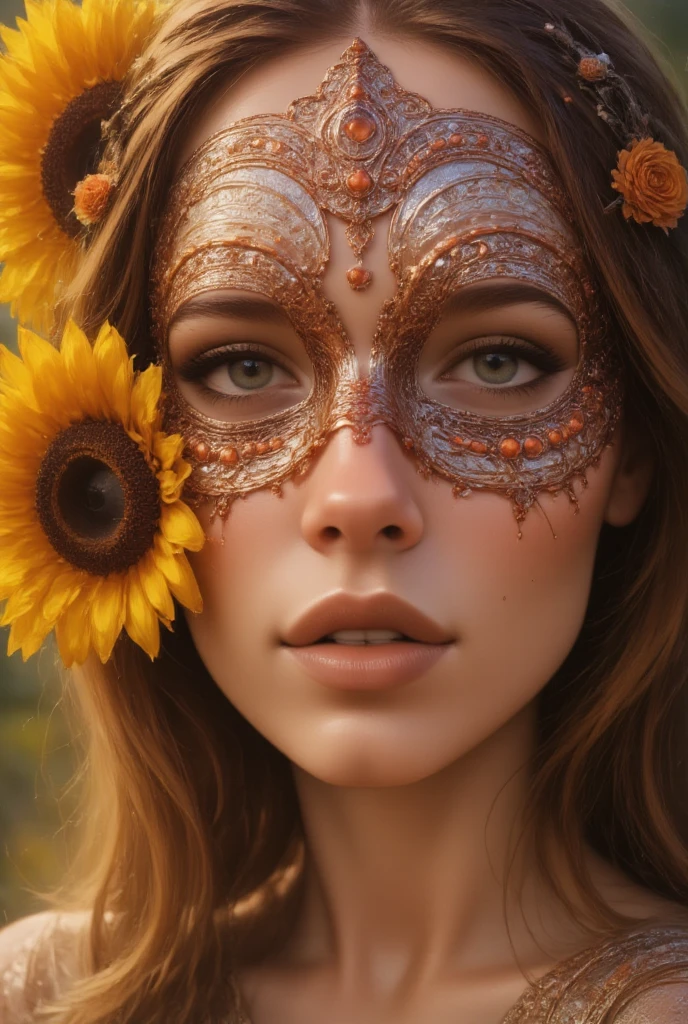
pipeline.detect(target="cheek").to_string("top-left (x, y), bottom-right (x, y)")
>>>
top-left (184, 449), bottom-right (617, 787)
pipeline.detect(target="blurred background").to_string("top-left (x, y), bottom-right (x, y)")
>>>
top-left (1, 0), bottom-right (687, 927)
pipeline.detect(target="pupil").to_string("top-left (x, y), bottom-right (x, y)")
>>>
top-left (474, 352), bottom-right (518, 385)
top-left (58, 456), bottom-right (126, 540)
top-left (229, 357), bottom-right (273, 390)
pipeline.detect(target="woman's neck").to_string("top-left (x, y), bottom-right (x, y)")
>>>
top-left (276, 703), bottom-right (574, 995)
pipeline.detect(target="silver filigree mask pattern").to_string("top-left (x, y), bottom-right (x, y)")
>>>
top-left (151, 39), bottom-right (623, 526)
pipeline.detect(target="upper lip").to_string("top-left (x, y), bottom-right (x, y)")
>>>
top-left (281, 592), bottom-right (454, 646)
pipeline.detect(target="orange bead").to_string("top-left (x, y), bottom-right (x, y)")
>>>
top-left (346, 266), bottom-right (373, 290)
top-left (568, 411), bottom-right (585, 435)
top-left (250, 137), bottom-right (265, 149)
top-left (349, 84), bottom-right (367, 99)
top-left (194, 442), bottom-right (211, 462)
top-left (347, 169), bottom-right (373, 193)
top-left (477, 134), bottom-right (489, 147)
top-left (256, 442), bottom-right (271, 455)
top-left (430, 138), bottom-right (447, 151)
top-left (344, 117), bottom-right (376, 143)
top-left (470, 440), bottom-right (488, 455)
top-left (403, 437), bottom-right (415, 450)
top-left (219, 446), bottom-right (238, 466)
top-left (523, 437), bottom-right (544, 459)
top-left (452, 436), bottom-right (464, 448)
top-left (242, 442), bottom-right (257, 458)
top-left (548, 429), bottom-right (565, 446)
top-left (449, 133), bottom-right (463, 145)
top-left (269, 437), bottom-right (285, 451)
top-left (499, 438), bottom-right (521, 460)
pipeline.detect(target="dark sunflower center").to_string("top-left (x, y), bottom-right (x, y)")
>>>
top-left (41, 80), bottom-right (123, 238)
top-left (57, 456), bottom-right (127, 539)
top-left (36, 420), bottom-right (160, 576)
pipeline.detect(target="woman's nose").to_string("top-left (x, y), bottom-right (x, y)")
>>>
top-left (299, 425), bottom-right (425, 555)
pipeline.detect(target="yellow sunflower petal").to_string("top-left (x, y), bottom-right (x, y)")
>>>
top-left (124, 570), bottom-right (160, 660)
top-left (54, 584), bottom-right (96, 668)
top-left (0, 568), bottom-right (54, 625)
top-left (167, 552), bottom-right (203, 614)
top-left (138, 549), bottom-right (175, 623)
top-left (153, 431), bottom-right (185, 472)
top-left (92, 321), bottom-right (134, 426)
top-left (158, 464), bottom-right (191, 504)
top-left (60, 319), bottom-right (102, 419)
top-left (17, 325), bottom-right (72, 416)
top-left (43, 568), bottom-right (85, 622)
top-left (7, 607), bottom-right (51, 660)
top-left (130, 364), bottom-right (162, 441)
top-left (0, 342), bottom-right (37, 403)
top-left (90, 572), bottom-right (127, 662)
top-left (160, 501), bottom-right (206, 552)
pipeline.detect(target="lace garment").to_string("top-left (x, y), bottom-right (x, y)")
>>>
top-left (1, 913), bottom-right (687, 1022)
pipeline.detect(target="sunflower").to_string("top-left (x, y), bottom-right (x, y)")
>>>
top-left (0, 320), bottom-right (205, 667)
top-left (0, 0), bottom-right (161, 334)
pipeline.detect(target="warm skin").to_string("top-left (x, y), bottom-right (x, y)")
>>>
top-left (165, 28), bottom-right (665, 1024)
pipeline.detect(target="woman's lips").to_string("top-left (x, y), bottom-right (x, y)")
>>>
top-left (283, 641), bottom-right (451, 690)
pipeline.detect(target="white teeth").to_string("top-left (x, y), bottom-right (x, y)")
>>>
top-left (325, 629), bottom-right (407, 645)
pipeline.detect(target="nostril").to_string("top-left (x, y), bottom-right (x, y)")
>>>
top-left (382, 525), bottom-right (403, 540)
top-left (322, 526), bottom-right (341, 541)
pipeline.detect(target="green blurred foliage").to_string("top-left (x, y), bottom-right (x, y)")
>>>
top-left (0, 0), bottom-right (686, 927)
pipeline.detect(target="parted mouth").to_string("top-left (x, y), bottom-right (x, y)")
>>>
top-left (280, 592), bottom-right (454, 647)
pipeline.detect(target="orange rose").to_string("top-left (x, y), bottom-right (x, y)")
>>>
top-left (611, 137), bottom-right (688, 233)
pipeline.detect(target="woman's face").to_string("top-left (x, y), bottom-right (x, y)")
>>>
top-left (165, 35), bottom-right (648, 788)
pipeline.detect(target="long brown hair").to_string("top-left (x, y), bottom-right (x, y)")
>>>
top-left (33, 0), bottom-right (688, 1020)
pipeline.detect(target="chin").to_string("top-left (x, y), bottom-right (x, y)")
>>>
top-left (281, 719), bottom-right (456, 788)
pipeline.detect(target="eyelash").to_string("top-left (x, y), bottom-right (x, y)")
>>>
top-left (178, 336), bottom-right (568, 403)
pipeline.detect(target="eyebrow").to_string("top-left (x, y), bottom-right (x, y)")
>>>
top-left (440, 282), bottom-right (575, 323)
top-left (169, 295), bottom-right (292, 328)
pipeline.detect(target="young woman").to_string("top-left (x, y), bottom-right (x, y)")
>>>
top-left (0, 0), bottom-right (687, 1021)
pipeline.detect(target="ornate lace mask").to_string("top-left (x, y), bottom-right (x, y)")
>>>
top-left (152, 39), bottom-right (622, 527)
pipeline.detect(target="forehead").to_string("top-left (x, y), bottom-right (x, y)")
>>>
top-left (178, 34), bottom-right (545, 169)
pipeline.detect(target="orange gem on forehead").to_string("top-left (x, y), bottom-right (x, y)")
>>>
top-left (347, 168), bottom-right (373, 193)
top-left (346, 266), bottom-right (373, 290)
top-left (343, 116), bottom-right (376, 143)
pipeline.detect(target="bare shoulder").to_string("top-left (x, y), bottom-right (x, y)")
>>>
top-left (0, 910), bottom-right (91, 1022)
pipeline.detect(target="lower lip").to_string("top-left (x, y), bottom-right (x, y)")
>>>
top-left (283, 642), bottom-right (451, 690)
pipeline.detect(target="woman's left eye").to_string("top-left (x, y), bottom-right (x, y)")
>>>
top-left (440, 338), bottom-right (564, 390)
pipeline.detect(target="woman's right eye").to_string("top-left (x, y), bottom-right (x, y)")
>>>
top-left (205, 353), bottom-right (292, 395)
top-left (178, 344), bottom-right (300, 402)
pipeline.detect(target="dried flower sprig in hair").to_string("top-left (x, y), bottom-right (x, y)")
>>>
top-left (544, 21), bottom-right (688, 234)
